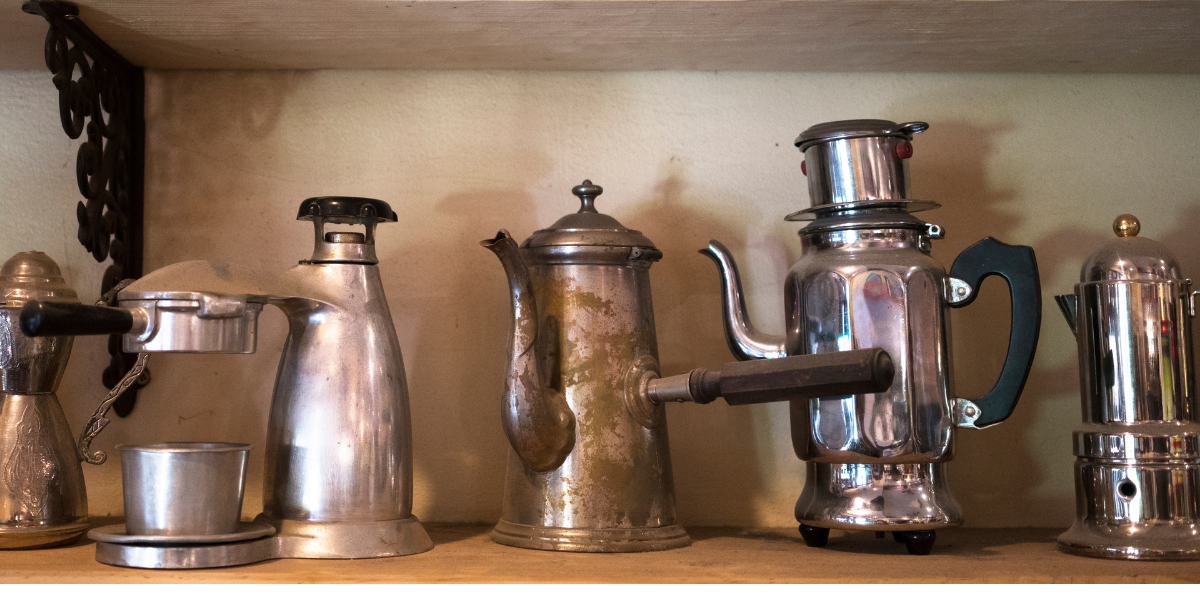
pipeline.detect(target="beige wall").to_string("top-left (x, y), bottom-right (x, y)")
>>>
top-left (4, 69), bottom-right (1200, 528)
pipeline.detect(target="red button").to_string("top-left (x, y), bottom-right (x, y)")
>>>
top-left (895, 142), bottom-right (914, 159)
top-left (801, 160), bottom-right (807, 175)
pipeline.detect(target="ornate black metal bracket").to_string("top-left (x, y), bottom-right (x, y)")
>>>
top-left (22, 0), bottom-right (147, 417)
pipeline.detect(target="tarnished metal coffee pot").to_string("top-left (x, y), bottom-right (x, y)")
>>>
top-left (481, 180), bottom-right (896, 553)
top-left (705, 120), bottom-right (1043, 554)
top-left (1056, 214), bottom-right (1200, 560)
top-left (0, 252), bottom-right (88, 548)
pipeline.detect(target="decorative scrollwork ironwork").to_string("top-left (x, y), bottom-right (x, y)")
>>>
top-left (22, 0), bottom-right (147, 417)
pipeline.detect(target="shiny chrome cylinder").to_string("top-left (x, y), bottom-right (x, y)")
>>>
top-left (1073, 280), bottom-right (1195, 425)
top-left (796, 120), bottom-right (927, 207)
top-left (1060, 461), bottom-right (1200, 560)
top-left (788, 228), bottom-right (954, 465)
top-left (492, 260), bottom-right (687, 552)
top-left (120, 443), bottom-right (251, 536)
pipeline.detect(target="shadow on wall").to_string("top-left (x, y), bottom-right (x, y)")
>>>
top-left (623, 157), bottom-right (779, 527)
top-left (909, 120), bottom-right (1066, 526)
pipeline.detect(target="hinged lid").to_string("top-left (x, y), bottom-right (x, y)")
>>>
top-left (526, 180), bottom-right (656, 249)
top-left (1080, 214), bottom-right (1183, 283)
top-left (794, 119), bottom-right (928, 151)
top-left (0, 251), bottom-right (79, 307)
top-left (522, 181), bottom-right (662, 266)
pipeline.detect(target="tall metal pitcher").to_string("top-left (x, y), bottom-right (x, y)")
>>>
top-left (705, 120), bottom-right (1042, 554)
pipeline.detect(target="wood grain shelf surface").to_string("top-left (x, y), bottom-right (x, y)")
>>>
top-left (2, 521), bottom-right (1198, 583)
top-left (2, 1), bottom-right (1200, 73)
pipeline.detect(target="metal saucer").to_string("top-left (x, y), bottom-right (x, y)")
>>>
top-left (88, 521), bottom-right (275, 545)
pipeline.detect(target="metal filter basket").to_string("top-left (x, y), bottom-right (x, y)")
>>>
top-left (120, 442), bottom-right (251, 537)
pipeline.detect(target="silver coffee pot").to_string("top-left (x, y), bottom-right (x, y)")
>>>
top-left (1056, 214), bottom-right (1200, 560)
top-left (481, 180), bottom-right (896, 553)
top-left (705, 120), bottom-right (1043, 554)
top-left (0, 252), bottom-right (88, 549)
top-left (21, 197), bottom-right (433, 568)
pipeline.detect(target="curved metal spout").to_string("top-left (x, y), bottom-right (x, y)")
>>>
top-left (700, 240), bottom-right (787, 361)
top-left (481, 230), bottom-right (576, 472)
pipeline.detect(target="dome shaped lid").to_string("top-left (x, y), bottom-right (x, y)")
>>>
top-left (1081, 214), bottom-right (1183, 283)
top-left (525, 180), bottom-right (657, 250)
top-left (0, 251), bottom-right (79, 307)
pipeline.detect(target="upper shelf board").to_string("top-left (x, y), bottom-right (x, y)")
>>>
top-left (3, 0), bottom-right (1200, 73)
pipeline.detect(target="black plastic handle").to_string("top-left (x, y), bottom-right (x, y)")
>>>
top-left (948, 237), bottom-right (1042, 428)
top-left (296, 197), bottom-right (397, 224)
top-left (20, 301), bottom-right (134, 337)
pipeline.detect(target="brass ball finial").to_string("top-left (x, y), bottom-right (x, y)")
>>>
top-left (1113, 214), bottom-right (1140, 238)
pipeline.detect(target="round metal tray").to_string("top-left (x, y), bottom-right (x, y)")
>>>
top-left (88, 521), bottom-right (275, 545)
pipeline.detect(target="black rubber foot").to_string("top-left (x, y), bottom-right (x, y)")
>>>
top-left (896, 530), bottom-right (937, 555)
top-left (799, 524), bottom-right (830, 548)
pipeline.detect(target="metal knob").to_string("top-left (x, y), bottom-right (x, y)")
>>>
top-left (572, 179), bottom-right (603, 214)
top-left (1113, 214), bottom-right (1140, 238)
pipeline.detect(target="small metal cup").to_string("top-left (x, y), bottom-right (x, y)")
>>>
top-left (120, 442), bottom-right (252, 536)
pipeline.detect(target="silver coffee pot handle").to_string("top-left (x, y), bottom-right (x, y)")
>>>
top-left (77, 352), bottom-right (149, 465)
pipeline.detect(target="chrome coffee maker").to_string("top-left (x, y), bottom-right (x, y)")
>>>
top-left (1056, 214), bottom-right (1200, 560)
top-left (706, 120), bottom-right (1042, 554)
top-left (21, 197), bottom-right (432, 568)
top-left (482, 180), bottom-right (896, 553)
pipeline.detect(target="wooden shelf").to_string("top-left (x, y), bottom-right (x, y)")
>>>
top-left (3, 0), bottom-right (1199, 72)
top-left (3, 521), bottom-right (1199, 583)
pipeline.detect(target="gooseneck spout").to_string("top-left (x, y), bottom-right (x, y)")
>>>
top-left (700, 240), bottom-right (787, 361)
top-left (481, 230), bottom-right (576, 472)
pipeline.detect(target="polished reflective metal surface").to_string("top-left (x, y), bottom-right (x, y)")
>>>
top-left (0, 252), bottom-right (88, 549)
top-left (796, 462), bottom-right (962, 530)
top-left (709, 120), bottom-right (1040, 553)
top-left (795, 120), bottom-right (927, 208)
top-left (102, 198), bottom-right (432, 563)
top-left (1058, 214), bottom-right (1200, 560)
top-left (120, 443), bottom-right (250, 536)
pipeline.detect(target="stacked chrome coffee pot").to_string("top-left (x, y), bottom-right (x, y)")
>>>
top-left (1056, 215), bottom-right (1200, 560)
top-left (705, 120), bottom-right (1043, 555)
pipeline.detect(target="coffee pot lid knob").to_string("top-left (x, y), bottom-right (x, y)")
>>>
top-left (1081, 214), bottom-right (1181, 283)
top-left (0, 251), bottom-right (79, 307)
top-left (1113, 214), bottom-right (1140, 238)
top-left (572, 180), bottom-right (603, 214)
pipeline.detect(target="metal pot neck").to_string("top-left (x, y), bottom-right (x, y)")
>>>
top-left (800, 227), bottom-right (929, 252)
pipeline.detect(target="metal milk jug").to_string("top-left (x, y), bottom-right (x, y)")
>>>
top-left (705, 120), bottom-right (1043, 554)
top-left (0, 252), bottom-right (88, 548)
top-left (1056, 214), bottom-right (1200, 560)
top-left (482, 180), bottom-right (897, 553)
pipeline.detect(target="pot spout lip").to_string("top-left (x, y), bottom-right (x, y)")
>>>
top-left (480, 229), bottom-right (514, 248)
top-left (1054, 293), bottom-right (1079, 336)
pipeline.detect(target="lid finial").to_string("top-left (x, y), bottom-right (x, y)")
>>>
top-left (572, 180), bottom-right (603, 214)
top-left (1113, 214), bottom-right (1140, 238)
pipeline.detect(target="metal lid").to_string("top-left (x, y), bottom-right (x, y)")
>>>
top-left (525, 180), bottom-right (658, 250)
top-left (0, 251), bottom-right (79, 307)
top-left (794, 119), bottom-right (928, 151)
top-left (1080, 214), bottom-right (1183, 283)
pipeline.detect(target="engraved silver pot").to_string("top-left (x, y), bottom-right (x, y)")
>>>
top-left (0, 251), bottom-right (88, 549)
top-left (1056, 214), bottom-right (1200, 561)
top-left (705, 120), bottom-right (1043, 555)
